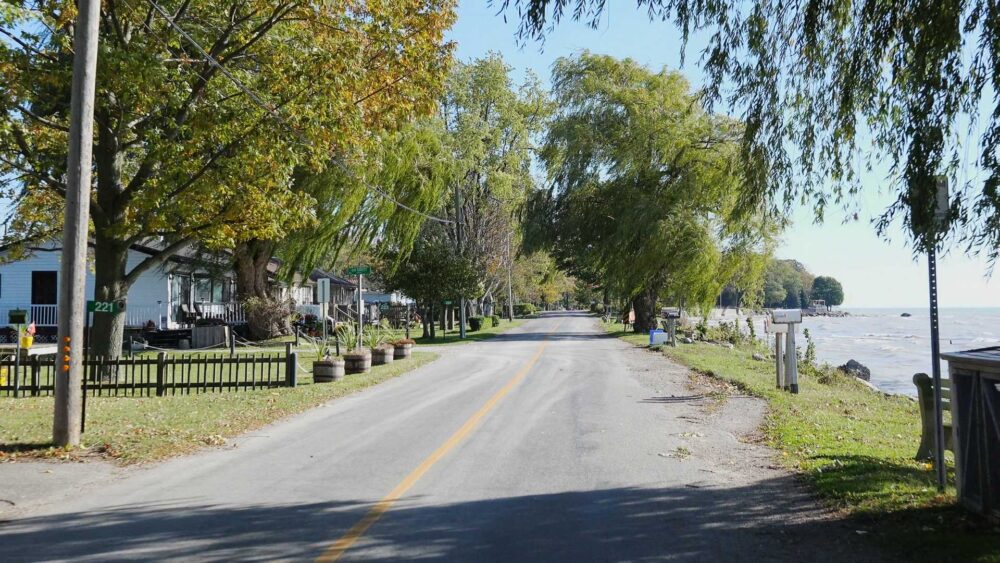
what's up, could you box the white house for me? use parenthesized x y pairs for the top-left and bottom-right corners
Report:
(0, 241), (325, 342)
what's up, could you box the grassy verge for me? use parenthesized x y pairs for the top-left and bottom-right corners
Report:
(412, 318), (525, 346)
(0, 351), (438, 465)
(602, 321), (1000, 562)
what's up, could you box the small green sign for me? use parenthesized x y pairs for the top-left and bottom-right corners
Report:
(346, 265), (372, 276)
(8, 310), (27, 325)
(87, 300), (125, 314)
(443, 300), (453, 305)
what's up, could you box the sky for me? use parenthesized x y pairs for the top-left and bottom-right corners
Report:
(449, 1), (1000, 308)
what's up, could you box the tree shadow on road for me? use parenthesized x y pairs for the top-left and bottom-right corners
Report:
(0, 476), (892, 562)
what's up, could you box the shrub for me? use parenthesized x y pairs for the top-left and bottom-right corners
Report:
(469, 316), (485, 331)
(490, 315), (501, 327)
(514, 303), (536, 317)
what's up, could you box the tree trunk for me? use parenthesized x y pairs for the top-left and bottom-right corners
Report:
(234, 239), (289, 340)
(90, 234), (129, 364)
(631, 286), (659, 333)
(421, 305), (430, 338)
(234, 239), (274, 300)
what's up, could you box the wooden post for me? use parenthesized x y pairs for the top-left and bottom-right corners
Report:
(914, 372), (936, 460)
(785, 330), (799, 393)
(229, 328), (236, 356)
(30, 355), (40, 397)
(54, 0), (100, 447)
(775, 337), (784, 390)
(155, 352), (166, 397)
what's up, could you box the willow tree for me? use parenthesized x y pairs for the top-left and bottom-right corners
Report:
(236, 119), (454, 308)
(506, 0), (1000, 260)
(530, 53), (776, 331)
(0, 1), (455, 355)
(438, 55), (551, 314)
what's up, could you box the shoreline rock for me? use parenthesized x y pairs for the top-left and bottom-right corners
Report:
(837, 359), (871, 381)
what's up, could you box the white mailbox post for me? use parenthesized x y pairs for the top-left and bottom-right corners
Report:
(770, 309), (803, 393)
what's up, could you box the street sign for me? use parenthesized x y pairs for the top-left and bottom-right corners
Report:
(443, 300), (453, 305)
(346, 266), (371, 276)
(316, 278), (331, 304)
(87, 300), (125, 314)
(8, 310), (27, 325)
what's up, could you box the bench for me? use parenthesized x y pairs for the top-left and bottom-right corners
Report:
(913, 372), (954, 460)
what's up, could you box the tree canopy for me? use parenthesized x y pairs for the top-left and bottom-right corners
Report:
(527, 52), (777, 330)
(0, 0), (455, 353)
(503, 0), (1000, 260)
(811, 276), (845, 307)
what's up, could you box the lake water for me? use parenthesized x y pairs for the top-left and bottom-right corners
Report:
(712, 308), (1000, 396)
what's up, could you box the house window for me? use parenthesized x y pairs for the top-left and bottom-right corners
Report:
(31, 271), (57, 304)
(193, 277), (232, 304)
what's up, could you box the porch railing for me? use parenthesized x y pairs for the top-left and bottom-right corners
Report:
(0, 302), (247, 329)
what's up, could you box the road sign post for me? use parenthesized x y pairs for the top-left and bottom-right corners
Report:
(926, 175), (949, 492)
(347, 267), (371, 345)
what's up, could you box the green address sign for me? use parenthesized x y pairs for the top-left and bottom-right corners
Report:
(346, 265), (372, 276)
(87, 300), (125, 314)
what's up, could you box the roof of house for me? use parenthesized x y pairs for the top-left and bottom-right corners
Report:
(310, 268), (356, 288)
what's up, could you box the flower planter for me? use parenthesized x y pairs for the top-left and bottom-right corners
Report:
(393, 343), (413, 360)
(313, 359), (345, 383)
(371, 347), (394, 366)
(344, 351), (372, 374)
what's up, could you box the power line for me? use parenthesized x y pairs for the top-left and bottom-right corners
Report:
(144, 0), (453, 225)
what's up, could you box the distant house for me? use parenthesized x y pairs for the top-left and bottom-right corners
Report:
(0, 240), (325, 342)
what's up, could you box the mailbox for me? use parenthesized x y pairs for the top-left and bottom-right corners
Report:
(8, 310), (27, 325)
(771, 309), (802, 324)
(661, 307), (681, 319)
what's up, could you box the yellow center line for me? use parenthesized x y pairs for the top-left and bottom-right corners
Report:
(316, 320), (562, 562)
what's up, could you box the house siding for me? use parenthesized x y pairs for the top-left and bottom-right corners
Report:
(0, 246), (169, 328)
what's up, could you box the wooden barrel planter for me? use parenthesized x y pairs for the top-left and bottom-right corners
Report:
(393, 343), (413, 360)
(313, 359), (345, 383)
(344, 351), (372, 374)
(371, 346), (395, 366)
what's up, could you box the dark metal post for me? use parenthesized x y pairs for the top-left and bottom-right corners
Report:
(928, 246), (946, 491)
(229, 329), (236, 356)
(156, 352), (166, 397)
(12, 325), (20, 398)
(285, 342), (296, 387)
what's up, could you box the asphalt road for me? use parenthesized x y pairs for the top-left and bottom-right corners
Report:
(0, 312), (878, 561)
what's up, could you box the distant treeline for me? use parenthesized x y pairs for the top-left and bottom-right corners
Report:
(721, 259), (844, 309)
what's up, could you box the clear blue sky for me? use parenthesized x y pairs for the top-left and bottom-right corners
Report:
(450, 0), (1000, 308)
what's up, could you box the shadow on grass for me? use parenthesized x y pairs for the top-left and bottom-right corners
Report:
(802, 454), (1000, 561)
(0, 442), (53, 455)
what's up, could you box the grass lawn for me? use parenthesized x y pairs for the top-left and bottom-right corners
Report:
(411, 318), (525, 346)
(0, 351), (438, 465)
(603, 321), (1000, 562)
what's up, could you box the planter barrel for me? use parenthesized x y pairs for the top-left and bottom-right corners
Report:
(313, 359), (345, 383)
(371, 347), (394, 366)
(344, 352), (372, 374)
(393, 343), (413, 360)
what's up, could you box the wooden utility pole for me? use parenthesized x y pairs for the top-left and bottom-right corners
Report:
(454, 184), (467, 339)
(54, 0), (101, 446)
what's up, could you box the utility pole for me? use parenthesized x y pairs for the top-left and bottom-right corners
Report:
(506, 229), (515, 321)
(54, 0), (101, 447)
(455, 184), (467, 339)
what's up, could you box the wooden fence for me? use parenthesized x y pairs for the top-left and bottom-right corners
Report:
(0, 349), (297, 398)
